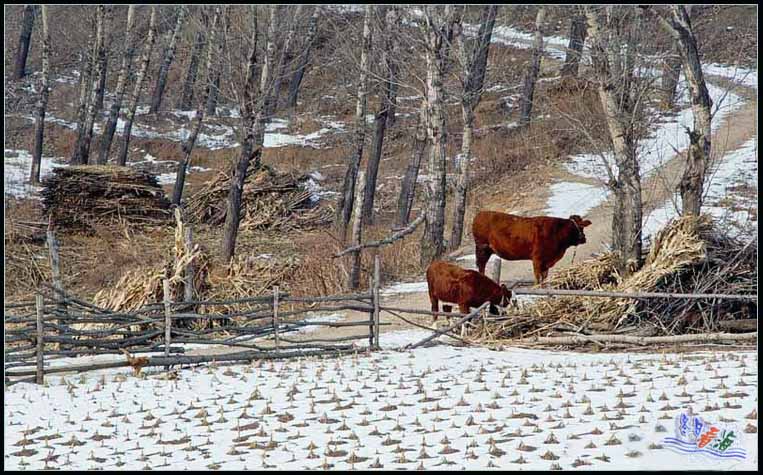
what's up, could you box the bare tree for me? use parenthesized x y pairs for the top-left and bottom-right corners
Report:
(560, 9), (587, 79)
(171, 6), (223, 205)
(70, 12), (98, 165)
(116, 6), (158, 167)
(30, 5), (50, 184)
(518, 7), (545, 127)
(13, 5), (36, 80)
(335, 5), (373, 242)
(271, 5), (304, 113)
(205, 8), (229, 117)
(449, 5), (498, 251)
(362, 6), (399, 225)
(287, 7), (320, 110)
(73, 5), (106, 165)
(96, 6), (136, 165)
(396, 109), (428, 228)
(655, 6), (713, 217)
(585, 6), (648, 273)
(178, 10), (206, 111)
(420, 5), (456, 266)
(659, 39), (682, 110)
(150, 6), (186, 114)
(93, 7), (112, 114)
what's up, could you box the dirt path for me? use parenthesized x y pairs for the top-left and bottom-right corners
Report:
(189, 78), (757, 356)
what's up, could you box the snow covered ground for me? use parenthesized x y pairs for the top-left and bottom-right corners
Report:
(4, 149), (66, 199)
(4, 341), (757, 470)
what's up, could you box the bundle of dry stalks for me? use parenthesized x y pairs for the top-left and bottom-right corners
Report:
(41, 166), (172, 233)
(185, 165), (331, 231)
(476, 215), (757, 341)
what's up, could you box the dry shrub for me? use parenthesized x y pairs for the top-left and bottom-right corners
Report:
(289, 241), (348, 297)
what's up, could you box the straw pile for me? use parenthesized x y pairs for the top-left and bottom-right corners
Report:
(185, 165), (332, 232)
(41, 166), (171, 233)
(478, 215), (757, 340)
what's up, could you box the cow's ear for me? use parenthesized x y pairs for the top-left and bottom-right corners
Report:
(569, 214), (581, 221)
(581, 219), (592, 227)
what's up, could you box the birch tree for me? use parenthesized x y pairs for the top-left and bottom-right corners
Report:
(30, 5), (50, 184)
(420, 5), (456, 266)
(518, 7), (545, 127)
(96, 5), (136, 165)
(396, 110), (428, 228)
(560, 9), (587, 79)
(13, 5), (36, 80)
(70, 12), (98, 165)
(171, 6), (222, 205)
(449, 5), (498, 250)
(362, 6), (398, 225)
(286, 7), (320, 110)
(585, 6), (648, 273)
(660, 39), (682, 110)
(178, 12), (206, 111)
(73, 5), (106, 165)
(335, 5), (373, 242)
(655, 5), (712, 216)
(150, 6), (186, 114)
(117, 6), (158, 167)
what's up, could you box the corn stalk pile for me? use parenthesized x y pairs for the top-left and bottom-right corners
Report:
(185, 165), (332, 232)
(476, 215), (757, 341)
(41, 166), (172, 233)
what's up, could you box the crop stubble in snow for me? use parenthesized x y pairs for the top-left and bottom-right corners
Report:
(4, 339), (758, 471)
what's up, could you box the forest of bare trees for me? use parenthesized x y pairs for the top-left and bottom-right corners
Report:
(7, 4), (735, 276)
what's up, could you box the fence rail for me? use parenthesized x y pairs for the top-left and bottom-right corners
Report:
(4, 256), (385, 385)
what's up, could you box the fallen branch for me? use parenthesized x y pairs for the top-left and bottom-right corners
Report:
(512, 287), (757, 301)
(406, 302), (489, 350)
(384, 308), (474, 347)
(334, 214), (425, 257)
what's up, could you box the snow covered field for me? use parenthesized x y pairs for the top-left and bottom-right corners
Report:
(4, 338), (757, 470)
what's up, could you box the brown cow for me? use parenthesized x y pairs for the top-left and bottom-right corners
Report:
(426, 260), (512, 321)
(473, 211), (591, 284)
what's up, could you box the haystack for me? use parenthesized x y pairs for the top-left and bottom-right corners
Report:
(480, 215), (757, 340)
(185, 164), (331, 231)
(41, 165), (171, 232)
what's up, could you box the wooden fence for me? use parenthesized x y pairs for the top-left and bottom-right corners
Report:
(4, 258), (386, 386)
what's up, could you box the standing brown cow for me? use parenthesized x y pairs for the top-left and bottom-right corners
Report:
(473, 211), (591, 284)
(426, 260), (512, 320)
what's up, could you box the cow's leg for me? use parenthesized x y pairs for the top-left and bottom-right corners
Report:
(532, 259), (543, 286)
(430, 294), (439, 323)
(475, 244), (493, 274)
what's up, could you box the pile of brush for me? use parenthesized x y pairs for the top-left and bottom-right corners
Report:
(41, 166), (172, 233)
(185, 165), (332, 232)
(477, 215), (757, 341)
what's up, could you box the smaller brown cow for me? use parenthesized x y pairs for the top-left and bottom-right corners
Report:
(473, 211), (592, 284)
(426, 260), (512, 321)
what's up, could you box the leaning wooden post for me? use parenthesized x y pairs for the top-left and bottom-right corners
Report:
(490, 256), (501, 284)
(162, 279), (172, 367)
(35, 294), (45, 385)
(373, 253), (381, 350)
(46, 221), (66, 349)
(273, 286), (280, 350)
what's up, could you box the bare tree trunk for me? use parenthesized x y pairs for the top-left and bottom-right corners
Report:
(205, 9), (228, 118)
(70, 14), (97, 165)
(94, 54), (107, 113)
(336, 5), (372, 242)
(560, 11), (587, 79)
(179, 29), (205, 110)
(585, 6), (644, 273)
(449, 5), (497, 251)
(349, 171), (366, 289)
(13, 5), (35, 80)
(396, 109), (427, 228)
(657, 6), (712, 217)
(420, 5), (455, 266)
(362, 7), (397, 225)
(287, 7), (319, 110)
(75, 5), (106, 165)
(271, 5), (304, 114)
(116, 6), (158, 167)
(30, 5), (50, 185)
(518, 7), (545, 127)
(172, 6), (222, 205)
(150, 6), (186, 114)
(659, 40), (682, 110)
(96, 6), (136, 165)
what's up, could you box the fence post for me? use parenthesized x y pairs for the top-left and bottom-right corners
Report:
(373, 254), (381, 350)
(35, 294), (45, 385)
(46, 223), (66, 349)
(490, 256), (502, 284)
(163, 279), (172, 368)
(184, 226), (194, 303)
(273, 286), (280, 350)
(368, 276), (374, 349)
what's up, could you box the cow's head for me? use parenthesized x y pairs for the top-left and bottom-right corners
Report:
(568, 215), (592, 245)
(499, 284), (513, 307)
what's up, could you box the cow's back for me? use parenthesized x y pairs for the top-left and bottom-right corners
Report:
(473, 211), (538, 260)
(426, 261), (468, 303)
